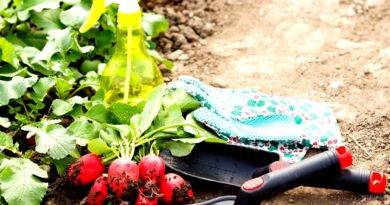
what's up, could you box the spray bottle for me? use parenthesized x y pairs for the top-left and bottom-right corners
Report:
(80, 0), (164, 105)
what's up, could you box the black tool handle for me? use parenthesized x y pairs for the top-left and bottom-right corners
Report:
(253, 161), (387, 194)
(234, 146), (352, 205)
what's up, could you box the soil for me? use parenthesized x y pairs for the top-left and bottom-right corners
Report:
(155, 0), (389, 204)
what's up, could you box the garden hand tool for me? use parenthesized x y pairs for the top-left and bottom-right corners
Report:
(160, 142), (280, 187)
(162, 142), (386, 195)
(80, 0), (163, 105)
(188, 146), (353, 205)
(253, 160), (387, 195)
(168, 76), (343, 162)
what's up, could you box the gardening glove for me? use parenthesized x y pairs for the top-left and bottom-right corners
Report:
(168, 76), (343, 162)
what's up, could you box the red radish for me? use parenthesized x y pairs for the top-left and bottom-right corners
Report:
(67, 153), (105, 186)
(86, 175), (109, 205)
(139, 154), (166, 184)
(135, 192), (158, 205)
(159, 173), (195, 205)
(108, 158), (139, 201)
(26, 136), (36, 147)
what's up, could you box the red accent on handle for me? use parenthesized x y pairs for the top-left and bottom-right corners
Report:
(242, 177), (264, 191)
(268, 161), (290, 172)
(368, 171), (387, 194)
(335, 146), (353, 169)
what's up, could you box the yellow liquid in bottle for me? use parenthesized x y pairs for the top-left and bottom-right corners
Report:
(100, 11), (163, 105)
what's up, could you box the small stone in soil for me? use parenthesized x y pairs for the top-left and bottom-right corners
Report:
(167, 49), (184, 60)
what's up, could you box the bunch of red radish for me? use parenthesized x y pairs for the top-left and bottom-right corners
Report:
(66, 153), (195, 205)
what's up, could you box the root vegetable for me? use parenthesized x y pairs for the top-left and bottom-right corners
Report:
(67, 153), (105, 186)
(139, 154), (166, 184)
(107, 158), (139, 201)
(159, 173), (195, 205)
(86, 175), (109, 205)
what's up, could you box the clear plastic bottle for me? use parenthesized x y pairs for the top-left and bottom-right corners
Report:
(80, 0), (163, 105)
(100, 11), (163, 105)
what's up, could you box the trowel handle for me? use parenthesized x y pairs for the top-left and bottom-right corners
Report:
(234, 146), (352, 205)
(255, 161), (387, 195)
(308, 169), (387, 194)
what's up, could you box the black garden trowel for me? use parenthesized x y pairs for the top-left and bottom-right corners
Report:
(160, 142), (280, 188)
(160, 143), (388, 205)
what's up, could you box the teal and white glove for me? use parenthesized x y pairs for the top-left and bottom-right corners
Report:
(168, 76), (343, 162)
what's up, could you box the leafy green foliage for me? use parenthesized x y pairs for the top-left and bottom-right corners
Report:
(0, 0), (196, 204)
(0, 75), (38, 106)
(0, 118), (11, 128)
(0, 37), (19, 67)
(22, 120), (76, 159)
(161, 141), (195, 157)
(0, 132), (13, 151)
(142, 13), (169, 38)
(138, 84), (166, 135)
(0, 158), (48, 205)
(88, 138), (111, 155)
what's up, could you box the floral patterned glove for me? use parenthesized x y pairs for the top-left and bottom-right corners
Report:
(168, 76), (343, 162)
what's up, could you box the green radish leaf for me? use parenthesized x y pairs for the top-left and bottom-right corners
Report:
(19, 0), (60, 12)
(80, 60), (100, 74)
(85, 104), (115, 123)
(30, 77), (56, 102)
(52, 156), (75, 176)
(0, 158), (48, 205)
(153, 104), (184, 133)
(99, 128), (121, 147)
(138, 84), (166, 135)
(184, 113), (225, 143)
(162, 141), (195, 157)
(78, 71), (99, 90)
(0, 16), (5, 31)
(62, 0), (81, 5)
(22, 121), (76, 159)
(172, 136), (209, 144)
(109, 102), (143, 125)
(106, 124), (131, 139)
(0, 75), (38, 106)
(30, 9), (63, 30)
(148, 49), (174, 70)
(163, 89), (200, 112)
(0, 0), (11, 12)
(130, 114), (141, 137)
(33, 28), (74, 62)
(55, 78), (73, 99)
(0, 117), (11, 128)
(60, 5), (88, 27)
(0, 37), (19, 67)
(52, 99), (72, 116)
(52, 96), (87, 116)
(0, 65), (29, 78)
(67, 118), (97, 146)
(0, 131), (13, 150)
(91, 89), (105, 104)
(17, 10), (31, 21)
(88, 138), (111, 155)
(16, 31), (47, 50)
(142, 13), (169, 38)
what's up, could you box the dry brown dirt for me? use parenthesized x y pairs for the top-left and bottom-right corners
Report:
(169, 0), (389, 204)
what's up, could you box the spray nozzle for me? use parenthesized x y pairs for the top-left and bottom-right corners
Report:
(79, 0), (141, 33)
